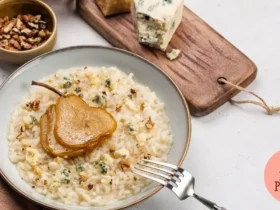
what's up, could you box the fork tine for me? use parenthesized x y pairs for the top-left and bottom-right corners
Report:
(137, 163), (176, 175)
(132, 170), (167, 186)
(134, 166), (171, 180)
(141, 159), (178, 170)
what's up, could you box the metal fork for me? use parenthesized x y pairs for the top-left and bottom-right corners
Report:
(133, 159), (226, 210)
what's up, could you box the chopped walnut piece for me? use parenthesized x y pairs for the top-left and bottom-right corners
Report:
(27, 37), (41, 45)
(9, 39), (21, 50)
(3, 34), (11, 39)
(0, 39), (8, 48)
(22, 15), (31, 23)
(12, 34), (19, 40)
(3, 19), (16, 33)
(130, 89), (137, 95)
(34, 15), (42, 21)
(16, 18), (24, 30)
(20, 126), (25, 132)
(26, 99), (40, 111)
(28, 22), (39, 29)
(145, 117), (154, 129)
(119, 160), (130, 172)
(19, 35), (26, 42)
(87, 184), (94, 190)
(38, 30), (46, 38)
(140, 102), (145, 111)
(20, 40), (32, 50)
(12, 28), (20, 34)
(21, 28), (32, 37)
(45, 29), (52, 37)
(116, 104), (122, 112)
(31, 29), (39, 37)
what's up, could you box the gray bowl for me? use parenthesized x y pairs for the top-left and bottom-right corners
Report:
(0, 46), (191, 210)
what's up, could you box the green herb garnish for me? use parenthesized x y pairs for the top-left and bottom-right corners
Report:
(63, 81), (72, 88)
(128, 123), (135, 132)
(92, 95), (101, 103)
(74, 87), (82, 93)
(105, 79), (111, 88)
(62, 169), (69, 177)
(99, 162), (108, 175)
(61, 178), (70, 184)
(76, 162), (84, 172)
(30, 115), (37, 125)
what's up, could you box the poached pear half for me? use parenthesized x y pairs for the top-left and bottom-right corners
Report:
(34, 81), (117, 158)
(54, 94), (117, 149)
(46, 105), (88, 157)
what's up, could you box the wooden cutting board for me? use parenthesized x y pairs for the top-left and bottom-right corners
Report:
(76, 0), (257, 116)
(0, 177), (41, 210)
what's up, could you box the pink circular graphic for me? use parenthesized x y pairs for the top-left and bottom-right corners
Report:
(264, 151), (280, 201)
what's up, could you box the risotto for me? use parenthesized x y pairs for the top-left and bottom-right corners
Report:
(7, 66), (173, 206)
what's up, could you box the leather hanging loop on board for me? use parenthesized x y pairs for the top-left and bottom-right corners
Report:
(217, 77), (280, 115)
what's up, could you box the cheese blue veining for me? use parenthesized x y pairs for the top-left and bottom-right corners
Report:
(132, 0), (184, 51)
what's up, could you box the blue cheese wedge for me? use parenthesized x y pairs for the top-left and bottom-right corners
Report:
(132, 0), (184, 51)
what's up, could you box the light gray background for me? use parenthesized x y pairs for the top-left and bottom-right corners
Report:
(1, 0), (279, 209)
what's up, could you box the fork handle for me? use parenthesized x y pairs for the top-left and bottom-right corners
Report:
(193, 194), (227, 210)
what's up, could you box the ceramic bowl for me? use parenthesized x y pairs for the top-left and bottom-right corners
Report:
(0, 0), (57, 65)
(0, 46), (191, 210)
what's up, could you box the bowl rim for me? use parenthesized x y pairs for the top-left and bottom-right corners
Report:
(0, 0), (57, 54)
(0, 45), (192, 210)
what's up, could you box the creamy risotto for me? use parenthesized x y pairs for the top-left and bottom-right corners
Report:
(7, 66), (173, 206)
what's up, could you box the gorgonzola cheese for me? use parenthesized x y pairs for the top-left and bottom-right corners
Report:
(132, 0), (184, 51)
(166, 48), (181, 60)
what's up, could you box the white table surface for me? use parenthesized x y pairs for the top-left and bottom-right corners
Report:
(1, 0), (280, 209)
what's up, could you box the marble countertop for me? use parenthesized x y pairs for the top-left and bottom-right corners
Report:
(0, 0), (279, 209)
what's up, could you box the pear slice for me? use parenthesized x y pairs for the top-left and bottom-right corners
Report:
(54, 94), (117, 148)
(40, 113), (51, 154)
(46, 105), (87, 158)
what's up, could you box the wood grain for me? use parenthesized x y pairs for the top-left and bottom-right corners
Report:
(77, 0), (257, 116)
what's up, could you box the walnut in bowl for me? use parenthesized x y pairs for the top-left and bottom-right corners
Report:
(0, 0), (57, 65)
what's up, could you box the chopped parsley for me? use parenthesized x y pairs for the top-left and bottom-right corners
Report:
(92, 95), (101, 103)
(76, 162), (84, 172)
(61, 178), (70, 184)
(128, 123), (135, 132)
(63, 81), (72, 88)
(99, 162), (108, 175)
(30, 115), (37, 126)
(105, 79), (111, 88)
(164, 0), (172, 3)
(62, 169), (69, 177)
(74, 87), (82, 93)
(128, 94), (132, 99)
(61, 169), (70, 184)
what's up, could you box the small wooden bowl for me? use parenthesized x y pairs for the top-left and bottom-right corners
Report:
(0, 0), (57, 65)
